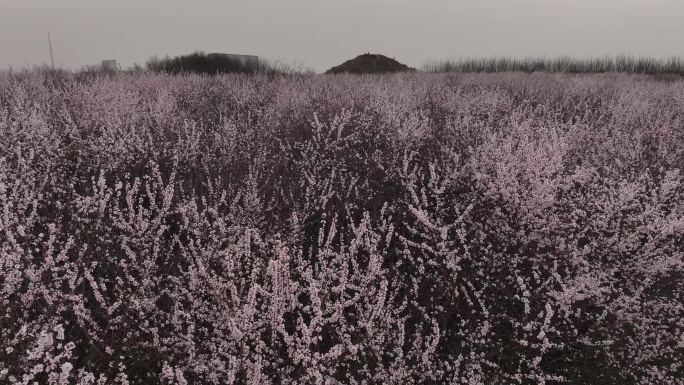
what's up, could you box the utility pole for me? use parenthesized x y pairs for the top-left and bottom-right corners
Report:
(48, 30), (55, 69)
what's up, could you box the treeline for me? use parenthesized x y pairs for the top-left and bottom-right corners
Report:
(143, 50), (315, 77)
(422, 54), (684, 77)
(2, 51), (315, 80)
(145, 51), (258, 75)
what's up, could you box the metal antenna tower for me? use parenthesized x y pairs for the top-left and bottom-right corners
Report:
(48, 31), (55, 69)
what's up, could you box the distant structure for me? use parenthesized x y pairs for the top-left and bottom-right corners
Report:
(48, 31), (55, 69)
(102, 60), (118, 71)
(208, 53), (258, 67)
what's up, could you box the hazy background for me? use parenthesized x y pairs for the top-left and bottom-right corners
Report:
(1, 0), (683, 73)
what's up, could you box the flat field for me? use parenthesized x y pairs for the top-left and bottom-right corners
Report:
(1, 69), (683, 384)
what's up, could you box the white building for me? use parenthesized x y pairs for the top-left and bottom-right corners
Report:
(102, 60), (118, 71)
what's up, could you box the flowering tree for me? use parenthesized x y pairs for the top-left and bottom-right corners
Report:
(0, 68), (683, 384)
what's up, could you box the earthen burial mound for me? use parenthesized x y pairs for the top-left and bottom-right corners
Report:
(325, 53), (418, 75)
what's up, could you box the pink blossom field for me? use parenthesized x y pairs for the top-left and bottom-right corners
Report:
(0, 69), (683, 384)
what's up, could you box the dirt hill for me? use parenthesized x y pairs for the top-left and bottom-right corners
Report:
(325, 53), (418, 75)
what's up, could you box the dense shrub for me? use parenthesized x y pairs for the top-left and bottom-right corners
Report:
(0, 67), (683, 384)
(145, 51), (259, 76)
(144, 50), (314, 78)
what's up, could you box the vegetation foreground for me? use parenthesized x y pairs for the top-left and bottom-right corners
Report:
(0, 68), (683, 384)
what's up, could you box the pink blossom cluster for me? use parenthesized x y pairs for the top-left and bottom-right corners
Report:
(0, 68), (683, 384)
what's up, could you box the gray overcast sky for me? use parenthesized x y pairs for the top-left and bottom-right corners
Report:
(1, 0), (683, 73)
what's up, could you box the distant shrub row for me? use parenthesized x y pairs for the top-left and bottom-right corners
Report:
(422, 54), (684, 77)
(143, 50), (315, 77)
(2, 54), (316, 86)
